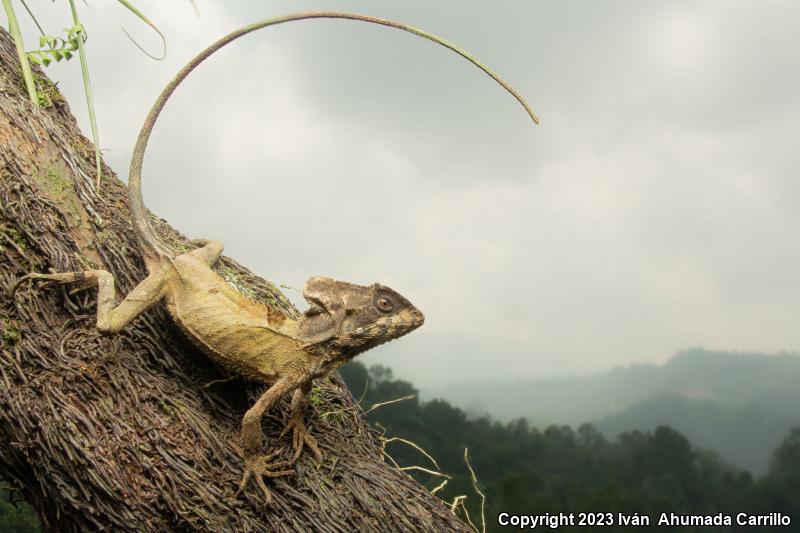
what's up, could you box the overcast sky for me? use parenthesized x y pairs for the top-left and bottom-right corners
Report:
(10, 1), (799, 387)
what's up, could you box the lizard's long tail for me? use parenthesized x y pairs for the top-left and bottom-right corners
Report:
(128, 11), (539, 263)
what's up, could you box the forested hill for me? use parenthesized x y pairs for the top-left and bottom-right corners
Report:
(423, 349), (800, 424)
(596, 394), (798, 474)
(339, 361), (800, 533)
(422, 349), (800, 474)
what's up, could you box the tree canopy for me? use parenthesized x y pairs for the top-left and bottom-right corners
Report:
(340, 362), (800, 533)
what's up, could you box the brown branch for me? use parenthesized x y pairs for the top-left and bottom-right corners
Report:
(0, 27), (470, 532)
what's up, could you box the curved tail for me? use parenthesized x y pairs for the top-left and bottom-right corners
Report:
(128, 11), (539, 263)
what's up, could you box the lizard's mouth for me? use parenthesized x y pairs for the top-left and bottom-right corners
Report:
(358, 305), (425, 342)
(408, 306), (425, 328)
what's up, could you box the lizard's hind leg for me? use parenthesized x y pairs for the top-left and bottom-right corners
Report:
(15, 269), (167, 334)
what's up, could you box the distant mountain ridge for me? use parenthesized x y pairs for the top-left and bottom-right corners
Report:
(422, 349), (800, 473)
(595, 394), (799, 474)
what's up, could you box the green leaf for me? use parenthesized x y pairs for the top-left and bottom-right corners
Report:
(2, 0), (38, 106)
(67, 0), (102, 187)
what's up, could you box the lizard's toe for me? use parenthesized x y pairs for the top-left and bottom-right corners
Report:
(295, 429), (322, 463)
(236, 449), (294, 505)
(282, 418), (323, 464)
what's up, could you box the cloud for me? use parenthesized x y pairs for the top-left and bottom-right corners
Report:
(15, 0), (800, 387)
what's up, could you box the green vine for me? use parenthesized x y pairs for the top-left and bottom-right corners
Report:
(26, 24), (84, 66)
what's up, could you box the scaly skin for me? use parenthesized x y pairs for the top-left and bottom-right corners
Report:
(17, 12), (536, 504)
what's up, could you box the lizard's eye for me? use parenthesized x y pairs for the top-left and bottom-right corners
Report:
(374, 295), (395, 313)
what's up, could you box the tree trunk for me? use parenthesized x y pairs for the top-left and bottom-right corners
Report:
(0, 28), (468, 532)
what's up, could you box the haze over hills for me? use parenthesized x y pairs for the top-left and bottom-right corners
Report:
(422, 349), (800, 473)
(596, 394), (798, 474)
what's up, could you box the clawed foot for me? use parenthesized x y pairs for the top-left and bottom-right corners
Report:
(280, 417), (323, 464)
(236, 448), (294, 505)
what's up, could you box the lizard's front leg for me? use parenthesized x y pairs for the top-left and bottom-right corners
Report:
(237, 378), (297, 504)
(280, 382), (323, 464)
(14, 268), (167, 334)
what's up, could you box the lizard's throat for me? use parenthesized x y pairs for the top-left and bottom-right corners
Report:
(334, 313), (424, 359)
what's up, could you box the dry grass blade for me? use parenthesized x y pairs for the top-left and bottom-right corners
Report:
(116, 0), (166, 60)
(450, 494), (467, 513)
(464, 447), (486, 533)
(430, 478), (448, 495)
(363, 394), (415, 415)
(385, 436), (441, 470)
(398, 465), (450, 477)
(459, 498), (479, 533)
(19, 0), (44, 36)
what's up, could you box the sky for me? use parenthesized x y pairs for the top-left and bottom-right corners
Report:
(7, 1), (799, 387)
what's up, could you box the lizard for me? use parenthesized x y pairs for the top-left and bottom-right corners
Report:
(15, 12), (538, 503)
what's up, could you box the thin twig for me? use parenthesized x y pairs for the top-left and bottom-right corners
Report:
(116, 0), (167, 60)
(382, 450), (402, 470)
(319, 376), (371, 419)
(385, 437), (440, 470)
(464, 448), (486, 533)
(430, 478), (448, 496)
(460, 499), (479, 533)
(363, 394), (415, 415)
(398, 465), (449, 478)
(449, 495), (466, 513)
(356, 376), (369, 404)
(19, 0), (45, 36)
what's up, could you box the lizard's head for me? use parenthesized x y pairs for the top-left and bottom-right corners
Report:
(300, 276), (424, 359)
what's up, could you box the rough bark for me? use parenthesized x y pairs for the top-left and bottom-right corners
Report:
(0, 28), (468, 532)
